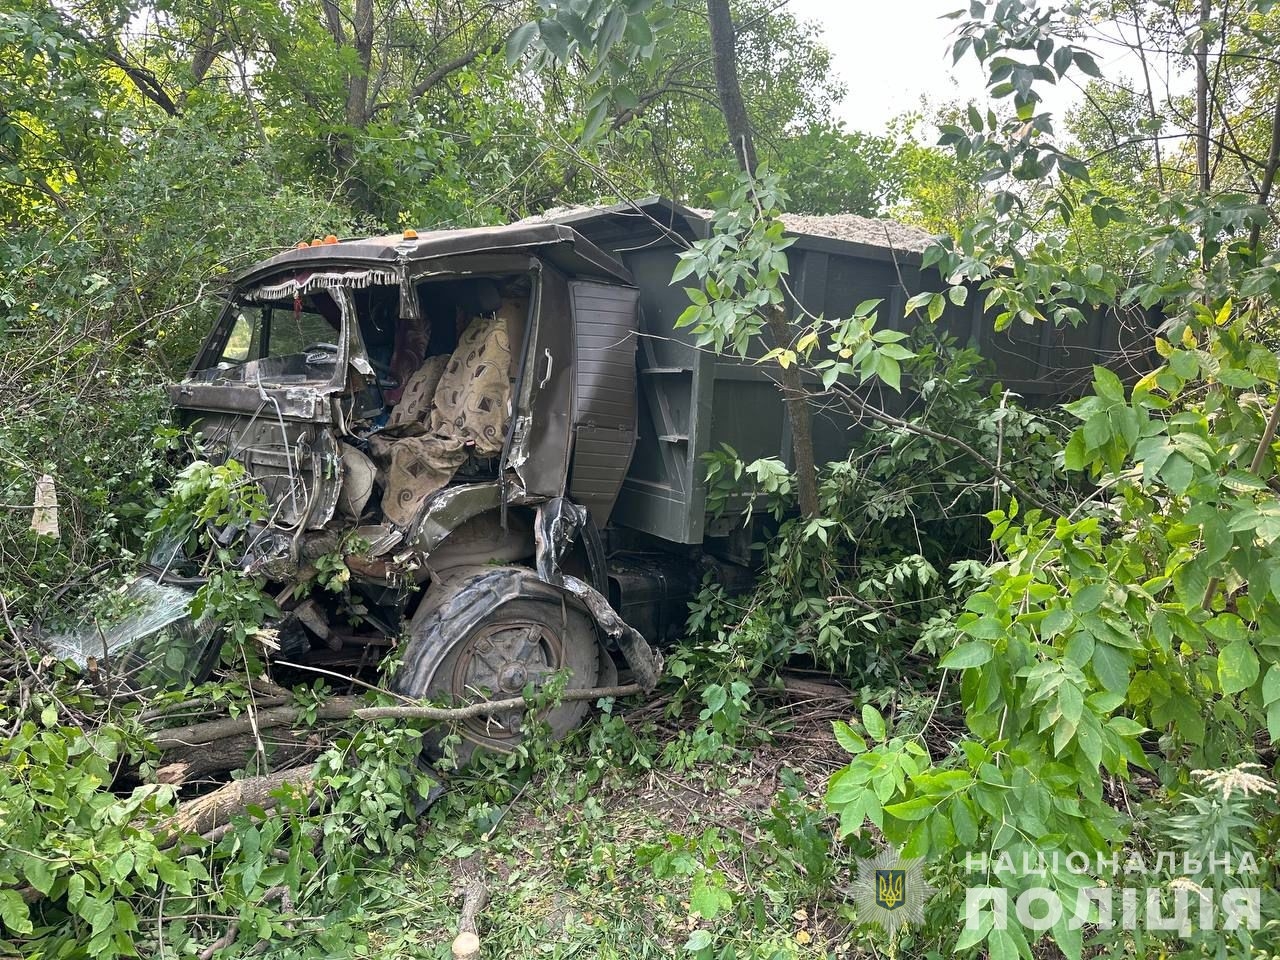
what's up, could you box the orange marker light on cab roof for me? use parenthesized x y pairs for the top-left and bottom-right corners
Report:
(310, 238), (322, 247)
(403, 229), (418, 240)
(323, 234), (339, 244)
(295, 241), (309, 249)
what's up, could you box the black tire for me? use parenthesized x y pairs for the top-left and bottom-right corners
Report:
(392, 567), (602, 764)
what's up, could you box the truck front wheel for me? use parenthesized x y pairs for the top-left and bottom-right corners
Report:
(392, 567), (604, 764)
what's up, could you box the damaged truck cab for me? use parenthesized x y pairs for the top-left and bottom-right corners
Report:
(170, 224), (664, 757)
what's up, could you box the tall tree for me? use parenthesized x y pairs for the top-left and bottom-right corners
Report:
(704, 0), (818, 518)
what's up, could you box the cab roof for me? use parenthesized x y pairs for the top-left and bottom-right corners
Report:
(232, 222), (634, 288)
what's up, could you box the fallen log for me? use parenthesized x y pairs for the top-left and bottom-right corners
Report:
(148, 699), (361, 781)
(151, 682), (647, 833)
(148, 685), (644, 776)
(153, 727), (325, 784)
(163, 763), (317, 840)
(451, 880), (489, 960)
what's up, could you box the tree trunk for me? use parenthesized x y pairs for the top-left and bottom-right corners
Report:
(322, 0), (377, 213)
(764, 307), (819, 517)
(706, 0), (756, 173)
(1248, 87), (1280, 258)
(705, 0), (818, 517)
(152, 727), (327, 784)
(1195, 0), (1211, 194)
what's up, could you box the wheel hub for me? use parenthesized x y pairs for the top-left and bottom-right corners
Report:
(453, 620), (563, 736)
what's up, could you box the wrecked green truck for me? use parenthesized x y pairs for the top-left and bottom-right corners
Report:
(64, 198), (1153, 756)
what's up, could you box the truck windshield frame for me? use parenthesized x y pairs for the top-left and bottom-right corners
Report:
(191, 285), (357, 389)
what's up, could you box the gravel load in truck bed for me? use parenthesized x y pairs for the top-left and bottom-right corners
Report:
(519, 202), (937, 255)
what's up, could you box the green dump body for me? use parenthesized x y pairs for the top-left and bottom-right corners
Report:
(541, 198), (1154, 547)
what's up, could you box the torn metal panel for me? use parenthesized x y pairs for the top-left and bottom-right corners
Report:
(168, 382), (334, 420)
(300, 428), (342, 531)
(406, 482), (502, 554)
(559, 575), (662, 692)
(512, 267), (574, 499)
(231, 223), (634, 291)
(566, 281), (640, 525)
(186, 412), (342, 533)
(534, 497), (589, 587)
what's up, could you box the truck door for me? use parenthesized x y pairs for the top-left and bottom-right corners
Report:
(508, 266), (575, 499)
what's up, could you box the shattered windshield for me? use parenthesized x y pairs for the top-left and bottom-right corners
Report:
(193, 287), (348, 385)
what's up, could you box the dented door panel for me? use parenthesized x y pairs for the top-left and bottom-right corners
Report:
(509, 266), (574, 499)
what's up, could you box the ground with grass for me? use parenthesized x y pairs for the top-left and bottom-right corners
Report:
(330, 686), (882, 960)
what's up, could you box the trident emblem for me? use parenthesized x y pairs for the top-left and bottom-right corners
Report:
(875, 869), (906, 910)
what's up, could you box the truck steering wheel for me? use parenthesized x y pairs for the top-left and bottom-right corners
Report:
(302, 342), (340, 365)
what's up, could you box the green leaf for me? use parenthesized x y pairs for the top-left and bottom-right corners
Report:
(689, 879), (732, 919)
(1090, 643), (1131, 694)
(23, 856), (53, 895)
(1057, 153), (1089, 181)
(876, 343), (915, 361)
(862, 704), (887, 741)
(833, 720), (867, 755)
(1073, 50), (1102, 77)
(962, 617), (1004, 639)
(875, 354), (902, 391)
(1053, 46), (1074, 76)
(1063, 431), (1087, 471)
(988, 926), (1020, 960)
(505, 21), (539, 63)
(1063, 630), (1094, 667)
(674, 304), (701, 329)
(927, 292), (946, 323)
(0, 889), (32, 935)
(904, 291), (935, 315)
(580, 95), (610, 143)
(940, 641), (994, 670)
(537, 19), (572, 62)
(596, 6), (628, 54)
(1218, 639), (1260, 695)
(1263, 665), (1280, 706)
(1160, 453), (1194, 494)
(1072, 583), (1106, 614)
(1041, 607), (1073, 640)
(1092, 364), (1126, 404)
(1107, 716), (1146, 736)
(955, 911), (994, 950)
(684, 929), (713, 951)
(884, 796), (936, 821)
(826, 767), (864, 806)
(951, 797), (979, 845)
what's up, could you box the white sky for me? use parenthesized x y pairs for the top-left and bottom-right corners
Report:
(785, 0), (1120, 134)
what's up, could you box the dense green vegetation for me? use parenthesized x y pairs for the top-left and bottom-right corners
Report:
(5, 0), (1280, 957)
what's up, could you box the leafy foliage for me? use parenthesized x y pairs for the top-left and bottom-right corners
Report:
(0, 670), (439, 957)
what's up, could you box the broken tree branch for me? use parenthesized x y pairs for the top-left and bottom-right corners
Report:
(451, 880), (489, 960)
(149, 698), (361, 749)
(830, 381), (1061, 517)
(163, 763), (317, 841)
(148, 683), (645, 776)
(352, 684), (643, 722)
